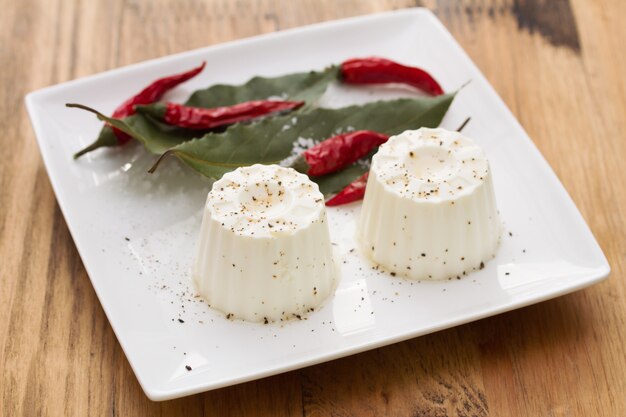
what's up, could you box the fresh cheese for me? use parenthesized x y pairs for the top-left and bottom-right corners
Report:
(193, 164), (336, 322)
(357, 128), (501, 280)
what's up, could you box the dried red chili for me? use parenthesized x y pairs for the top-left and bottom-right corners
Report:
(325, 172), (369, 207)
(291, 130), (388, 177)
(112, 62), (206, 140)
(137, 100), (304, 130)
(340, 57), (443, 96)
(74, 61), (205, 158)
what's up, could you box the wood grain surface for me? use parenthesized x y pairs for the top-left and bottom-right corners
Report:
(2, 0), (625, 415)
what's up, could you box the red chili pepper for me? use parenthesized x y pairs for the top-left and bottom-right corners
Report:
(73, 62), (206, 158)
(111, 61), (206, 143)
(325, 172), (369, 207)
(290, 130), (388, 177)
(340, 57), (444, 96)
(137, 100), (304, 130)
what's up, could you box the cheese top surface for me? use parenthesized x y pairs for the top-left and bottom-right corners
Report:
(206, 164), (325, 238)
(372, 128), (490, 202)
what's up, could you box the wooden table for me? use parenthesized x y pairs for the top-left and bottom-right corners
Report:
(2, 0), (625, 415)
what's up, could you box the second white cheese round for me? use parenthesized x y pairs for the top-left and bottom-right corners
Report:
(193, 164), (335, 322)
(357, 128), (501, 280)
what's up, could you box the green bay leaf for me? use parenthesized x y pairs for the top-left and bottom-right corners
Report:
(72, 67), (339, 157)
(185, 66), (339, 108)
(151, 93), (456, 195)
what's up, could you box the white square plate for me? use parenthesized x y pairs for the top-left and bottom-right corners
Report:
(25, 8), (609, 401)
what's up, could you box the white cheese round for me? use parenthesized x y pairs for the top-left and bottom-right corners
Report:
(193, 164), (336, 322)
(357, 128), (501, 280)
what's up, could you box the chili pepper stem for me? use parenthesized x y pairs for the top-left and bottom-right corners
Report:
(73, 142), (101, 159)
(456, 117), (471, 132)
(66, 103), (112, 123)
(66, 102), (96, 112)
(457, 80), (472, 92)
(148, 150), (175, 174)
